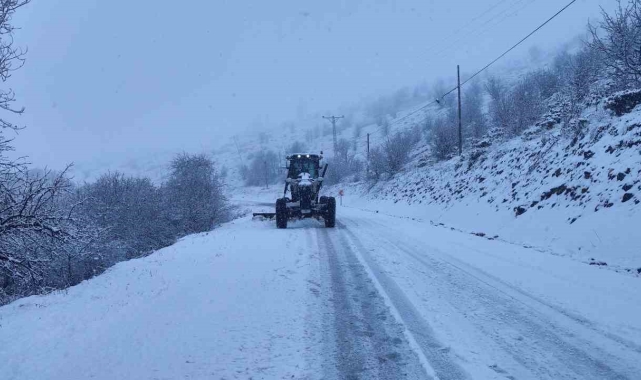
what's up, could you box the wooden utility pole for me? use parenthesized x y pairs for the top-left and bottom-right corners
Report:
(457, 65), (463, 156)
(366, 133), (370, 160)
(366, 133), (370, 176)
(323, 115), (344, 155)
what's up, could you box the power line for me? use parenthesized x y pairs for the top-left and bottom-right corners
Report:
(426, 0), (537, 65)
(384, 99), (440, 129)
(419, 0), (519, 60)
(469, 0), (514, 24)
(387, 0), (577, 131)
(468, 0), (538, 41)
(459, 0), (577, 87)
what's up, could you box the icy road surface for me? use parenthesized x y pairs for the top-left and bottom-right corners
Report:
(1, 205), (640, 379)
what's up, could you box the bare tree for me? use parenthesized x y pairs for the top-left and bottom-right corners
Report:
(462, 80), (486, 140)
(244, 150), (280, 187)
(367, 147), (387, 181)
(588, 0), (641, 89)
(485, 73), (552, 137)
(553, 47), (603, 134)
(0, 0), (30, 131)
(430, 118), (458, 161)
(0, 1), (102, 304)
(0, 164), (84, 301)
(384, 135), (407, 174)
(325, 138), (363, 185)
(510, 76), (545, 135)
(530, 69), (561, 100)
(79, 172), (175, 260)
(384, 130), (420, 174)
(165, 153), (228, 235)
(0, 2), (235, 303)
(485, 76), (511, 134)
(554, 48), (600, 103)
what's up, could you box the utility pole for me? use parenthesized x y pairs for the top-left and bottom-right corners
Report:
(366, 133), (370, 177)
(457, 65), (463, 156)
(366, 133), (370, 160)
(322, 115), (344, 156)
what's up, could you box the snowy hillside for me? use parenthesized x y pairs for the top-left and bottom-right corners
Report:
(333, 94), (641, 272)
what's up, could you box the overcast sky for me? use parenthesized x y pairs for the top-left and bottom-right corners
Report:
(6, 0), (613, 169)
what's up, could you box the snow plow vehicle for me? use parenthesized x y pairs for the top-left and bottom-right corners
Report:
(253, 153), (336, 229)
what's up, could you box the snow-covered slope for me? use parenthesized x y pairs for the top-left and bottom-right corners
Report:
(334, 101), (641, 272)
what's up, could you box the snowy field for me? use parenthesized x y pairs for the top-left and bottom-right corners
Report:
(2, 196), (640, 379)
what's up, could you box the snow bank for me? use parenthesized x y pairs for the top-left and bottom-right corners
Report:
(0, 216), (321, 380)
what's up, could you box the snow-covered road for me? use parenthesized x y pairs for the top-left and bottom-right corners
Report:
(326, 208), (641, 379)
(2, 204), (640, 379)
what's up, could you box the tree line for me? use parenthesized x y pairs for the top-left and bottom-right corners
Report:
(1, 152), (230, 305)
(0, 1), (229, 305)
(426, 0), (638, 161)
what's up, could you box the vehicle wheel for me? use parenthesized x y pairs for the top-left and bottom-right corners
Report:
(276, 198), (288, 229)
(319, 195), (328, 204)
(324, 197), (336, 228)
